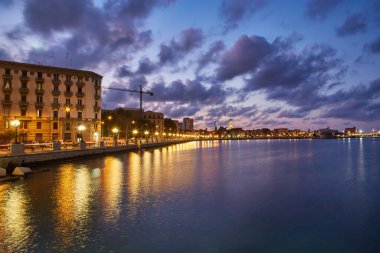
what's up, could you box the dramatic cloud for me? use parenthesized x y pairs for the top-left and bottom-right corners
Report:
(367, 36), (380, 54)
(116, 65), (133, 77)
(216, 35), (271, 81)
(306, 0), (343, 20)
(196, 40), (225, 74)
(115, 58), (157, 78)
(336, 13), (367, 37)
(219, 0), (268, 31)
(147, 79), (227, 105)
(158, 28), (204, 65)
(207, 104), (257, 118)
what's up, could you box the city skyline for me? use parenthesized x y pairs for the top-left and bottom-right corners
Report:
(0, 0), (379, 131)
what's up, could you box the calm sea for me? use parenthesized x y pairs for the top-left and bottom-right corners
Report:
(0, 139), (379, 253)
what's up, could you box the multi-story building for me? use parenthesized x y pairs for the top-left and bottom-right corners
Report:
(0, 60), (102, 142)
(143, 110), (164, 135)
(182, 117), (194, 131)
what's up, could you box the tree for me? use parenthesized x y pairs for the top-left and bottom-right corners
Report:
(164, 118), (177, 133)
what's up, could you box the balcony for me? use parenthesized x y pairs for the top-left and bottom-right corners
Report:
(64, 103), (73, 109)
(51, 102), (61, 109)
(76, 104), (84, 110)
(2, 100), (12, 107)
(35, 89), (45, 95)
(20, 76), (29, 81)
(52, 79), (61, 85)
(52, 90), (61, 96)
(95, 83), (101, 90)
(76, 92), (85, 98)
(93, 105), (101, 112)
(19, 87), (29, 94)
(94, 94), (101, 100)
(65, 80), (73, 86)
(35, 77), (44, 83)
(3, 74), (13, 79)
(64, 91), (73, 97)
(19, 101), (29, 107)
(2, 86), (12, 93)
(77, 81), (85, 88)
(35, 102), (44, 108)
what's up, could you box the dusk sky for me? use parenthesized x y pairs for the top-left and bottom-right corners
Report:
(1, 0), (380, 131)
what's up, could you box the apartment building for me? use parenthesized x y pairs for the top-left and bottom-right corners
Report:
(143, 110), (164, 135)
(0, 60), (102, 142)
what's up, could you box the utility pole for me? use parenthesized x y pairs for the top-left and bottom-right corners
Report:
(104, 85), (154, 146)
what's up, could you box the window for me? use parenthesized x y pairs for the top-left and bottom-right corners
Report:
(95, 101), (98, 106)
(54, 98), (58, 104)
(95, 113), (98, 119)
(37, 122), (42, 129)
(22, 70), (27, 77)
(37, 82), (43, 90)
(35, 133), (43, 141)
(22, 82), (27, 88)
(78, 99), (82, 105)
(37, 72), (42, 78)
(5, 68), (10, 75)
(37, 109), (42, 117)
(21, 109), (26, 116)
(52, 133), (58, 140)
(66, 111), (70, 119)
(5, 94), (10, 101)
(20, 121), (28, 129)
(4, 80), (11, 89)
(53, 74), (59, 81)
(54, 84), (59, 91)
(21, 95), (27, 102)
(3, 107), (10, 116)
(53, 111), (58, 118)
(37, 96), (43, 103)
(53, 122), (58, 130)
(66, 86), (70, 92)
(66, 75), (71, 81)
(65, 123), (71, 131)
(78, 77), (83, 82)
(66, 98), (70, 105)
(78, 87), (82, 93)
(78, 111), (82, 119)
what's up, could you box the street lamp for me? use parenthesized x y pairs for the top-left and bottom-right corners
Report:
(112, 127), (119, 141)
(108, 115), (112, 137)
(78, 124), (86, 142)
(10, 119), (20, 143)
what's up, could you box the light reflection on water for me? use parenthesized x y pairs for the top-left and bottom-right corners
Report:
(0, 139), (379, 252)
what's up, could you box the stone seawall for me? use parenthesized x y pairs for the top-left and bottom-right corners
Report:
(0, 140), (191, 169)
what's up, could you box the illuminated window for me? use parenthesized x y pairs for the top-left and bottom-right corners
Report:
(37, 82), (43, 90)
(37, 96), (43, 103)
(37, 109), (42, 117)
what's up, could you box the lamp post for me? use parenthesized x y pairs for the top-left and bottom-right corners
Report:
(107, 115), (112, 137)
(78, 124), (86, 142)
(10, 119), (20, 143)
(112, 127), (119, 145)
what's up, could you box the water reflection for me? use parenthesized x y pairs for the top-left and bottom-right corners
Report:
(0, 184), (35, 252)
(52, 164), (92, 250)
(102, 156), (123, 223)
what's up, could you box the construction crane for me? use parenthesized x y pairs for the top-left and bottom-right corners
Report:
(103, 85), (154, 119)
(103, 85), (154, 144)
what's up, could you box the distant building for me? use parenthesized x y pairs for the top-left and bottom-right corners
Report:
(143, 110), (164, 135)
(172, 120), (180, 133)
(182, 118), (194, 131)
(344, 127), (356, 135)
(0, 60), (102, 142)
(229, 118), (233, 130)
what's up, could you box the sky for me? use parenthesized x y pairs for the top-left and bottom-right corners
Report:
(0, 0), (380, 131)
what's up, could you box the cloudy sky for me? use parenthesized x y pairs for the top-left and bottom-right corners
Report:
(1, 0), (380, 131)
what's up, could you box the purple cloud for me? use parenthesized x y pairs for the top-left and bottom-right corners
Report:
(306, 0), (344, 20)
(336, 13), (367, 37)
(219, 0), (268, 31)
(158, 28), (204, 65)
(196, 40), (225, 74)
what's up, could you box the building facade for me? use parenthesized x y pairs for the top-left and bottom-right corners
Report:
(0, 60), (102, 142)
(182, 118), (194, 131)
(143, 110), (164, 135)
